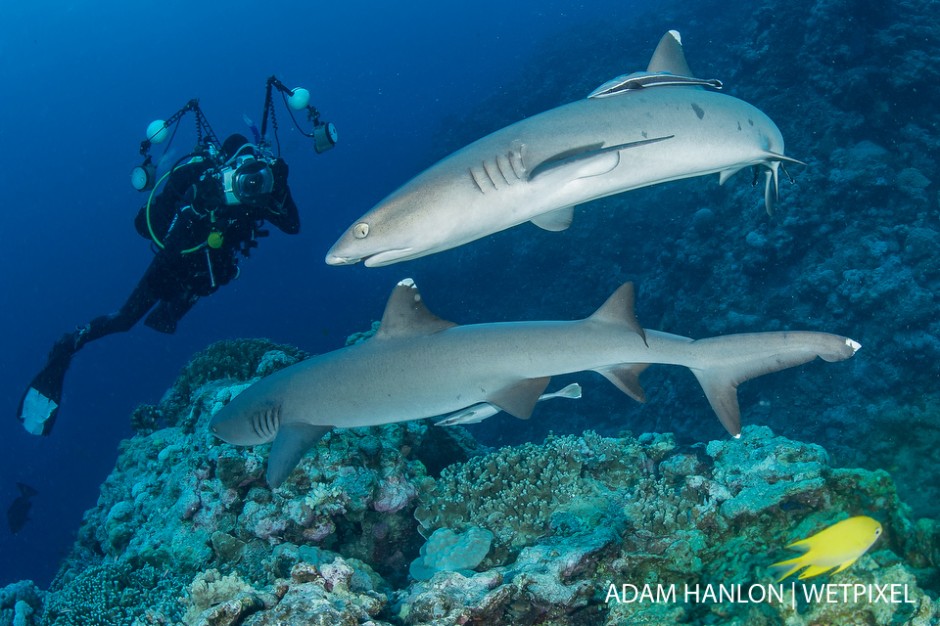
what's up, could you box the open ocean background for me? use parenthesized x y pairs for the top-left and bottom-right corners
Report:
(2, 0), (937, 599)
(0, 0), (649, 588)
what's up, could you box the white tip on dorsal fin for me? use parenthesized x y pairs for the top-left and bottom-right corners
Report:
(588, 282), (648, 346)
(377, 278), (457, 340)
(647, 30), (694, 77)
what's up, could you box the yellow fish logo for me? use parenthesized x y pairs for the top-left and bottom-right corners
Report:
(771, 515), (883, 581)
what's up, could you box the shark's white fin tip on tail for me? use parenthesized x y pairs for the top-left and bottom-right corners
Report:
(733, 433), (742, 440)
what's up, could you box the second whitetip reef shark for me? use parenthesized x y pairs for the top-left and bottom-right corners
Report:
(326, 30), (803, 267)
(210, 279), (860, 488)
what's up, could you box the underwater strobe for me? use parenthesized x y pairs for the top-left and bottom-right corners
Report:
(129, 77), (337, 192)
(130, 120), (170, 191)
(266, 77), (338, 154)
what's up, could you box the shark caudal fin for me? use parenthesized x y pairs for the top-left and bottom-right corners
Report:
(688, 332), (861, 437)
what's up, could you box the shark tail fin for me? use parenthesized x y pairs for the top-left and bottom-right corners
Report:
(689, 332), (861, 438)
(647, 30), (694, 76)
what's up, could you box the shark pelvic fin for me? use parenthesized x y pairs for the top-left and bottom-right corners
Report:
(647, 30), (694, 77)
(595, 363), (650, 402)
(267, 422), (332, 488)
(530, 207), (575, 231)
(588, 282), (648, 346)
(488, 376), (552, 420)
(377, 279), (457, 340)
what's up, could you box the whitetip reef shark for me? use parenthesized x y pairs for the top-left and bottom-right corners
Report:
(326, 30), (803, 267)
(209, 279), (859, 488)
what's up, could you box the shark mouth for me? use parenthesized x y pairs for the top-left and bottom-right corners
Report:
(325, 248), (416, 267)
(362, 248), (416, 267)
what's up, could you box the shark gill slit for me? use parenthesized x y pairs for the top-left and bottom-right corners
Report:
(495, 154), (515, 184)
(468, 167), (487, 193)
(482, 160), (501, 189)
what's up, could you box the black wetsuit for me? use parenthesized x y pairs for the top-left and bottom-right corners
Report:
(18, 151), (299, 435)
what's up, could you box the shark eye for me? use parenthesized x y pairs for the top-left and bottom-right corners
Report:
(353, 223), (370, 239)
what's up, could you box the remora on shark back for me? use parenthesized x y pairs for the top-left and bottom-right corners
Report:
(209, 279), (859, 488)
(326, 30), (803, 267)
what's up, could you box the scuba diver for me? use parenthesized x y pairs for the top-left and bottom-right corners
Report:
(18, 78), (337, 436)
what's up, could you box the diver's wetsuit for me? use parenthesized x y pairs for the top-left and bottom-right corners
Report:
(18, 143), (299, 436)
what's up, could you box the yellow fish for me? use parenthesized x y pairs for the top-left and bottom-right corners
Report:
(771, 515), (883, 581)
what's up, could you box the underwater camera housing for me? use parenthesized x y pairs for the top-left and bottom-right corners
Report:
(219, 154), (275, 205)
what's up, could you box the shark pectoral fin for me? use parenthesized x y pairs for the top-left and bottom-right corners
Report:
(529, 150), (621, 186)
(595, 364), (650, 402)
(436, 403), (499, 427)
(488, 376), (552, 420)
(377, 279), (457, 340)
(588, 282), (648, 345)
(530, 207), (575, 231)
(266, 423), (332, 488)
(530, 136), (674, 186)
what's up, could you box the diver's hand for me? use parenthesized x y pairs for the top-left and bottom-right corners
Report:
(271, 158), (289, 191)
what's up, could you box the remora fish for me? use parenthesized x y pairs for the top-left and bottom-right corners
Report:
(326, 30), (802, 267)
(210, 279), (859, 488)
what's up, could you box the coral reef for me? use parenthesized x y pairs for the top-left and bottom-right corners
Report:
(3, 349), (936, 626)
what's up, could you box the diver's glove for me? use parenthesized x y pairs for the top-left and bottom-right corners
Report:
(271, 158), (289, 192)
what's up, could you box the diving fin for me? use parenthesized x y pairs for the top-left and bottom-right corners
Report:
(18, 335), (77, 436)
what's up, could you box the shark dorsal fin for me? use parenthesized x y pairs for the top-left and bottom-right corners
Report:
(377, 278), (457, 340)
(647, 30), (694, 76)
(588, 282), (648, 346)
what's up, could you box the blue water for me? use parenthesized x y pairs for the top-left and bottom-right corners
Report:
(0, 0), (652, 588)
